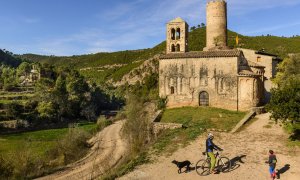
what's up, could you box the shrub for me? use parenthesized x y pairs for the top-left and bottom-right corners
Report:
(122, 94), (151, 155)
(11, 145), (45, 178)
(157, 97), (167, 110)
(96, 116), (112, 131)
(0, 156), (14, 179)
(49, 127), (91, 165)
(114, 110), (127, 121)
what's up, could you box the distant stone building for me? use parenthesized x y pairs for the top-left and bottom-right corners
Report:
(20, 65), (41, 86)
(159, 0), (281, 111)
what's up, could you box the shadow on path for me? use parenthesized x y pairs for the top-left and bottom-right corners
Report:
(227, 155), (247, 172)
(276, 164), (290, 179)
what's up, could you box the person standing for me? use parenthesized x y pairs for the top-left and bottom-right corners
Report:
(265, 150), (277, 179)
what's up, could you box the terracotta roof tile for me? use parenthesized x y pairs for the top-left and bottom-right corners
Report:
(160, 50), (241, 59)
(238, 70), (261, 77)
(247, 61), (265, 68)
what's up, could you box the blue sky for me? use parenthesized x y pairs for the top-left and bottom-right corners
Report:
(0, 0), (300, 56)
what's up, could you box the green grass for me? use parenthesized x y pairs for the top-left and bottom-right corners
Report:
(0, 93), (34, 98)
(0, 123), (97, 158)
(80, 68), (116, 84)
(160, 106), (246, 130)
(284, 122), (300, 148)
(153, 107), (246, 155)
(0, 99), (27, 105)
(110, 61), (144, 82)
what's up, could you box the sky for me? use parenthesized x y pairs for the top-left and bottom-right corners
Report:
(0, 0), (300, 56)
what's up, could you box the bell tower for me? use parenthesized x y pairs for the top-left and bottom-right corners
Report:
(204, 0), (228, 51)
(166, 17), (189, 54)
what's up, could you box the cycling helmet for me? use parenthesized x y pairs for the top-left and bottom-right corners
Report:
(208, 133), (214, 139)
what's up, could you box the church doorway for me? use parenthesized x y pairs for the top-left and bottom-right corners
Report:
(199, 91), (209, 106)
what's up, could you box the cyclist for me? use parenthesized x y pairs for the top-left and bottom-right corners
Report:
(206, 133), (223, 174)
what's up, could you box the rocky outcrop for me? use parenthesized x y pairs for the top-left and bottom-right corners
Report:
(111, 55), (160, 86)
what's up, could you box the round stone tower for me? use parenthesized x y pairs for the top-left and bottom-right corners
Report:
(204, 0), (228, 51)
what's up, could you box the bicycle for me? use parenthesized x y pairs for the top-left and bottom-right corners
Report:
(195, 150), (231, 176)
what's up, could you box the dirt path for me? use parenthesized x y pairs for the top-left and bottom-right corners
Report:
(119, 113), (300, 180)
(38, 120), (127, 180)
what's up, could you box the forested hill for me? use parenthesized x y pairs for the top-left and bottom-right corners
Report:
(0, 49), (22, 67)
(21, 28), (300, 66)
(18, 27), (300, 84)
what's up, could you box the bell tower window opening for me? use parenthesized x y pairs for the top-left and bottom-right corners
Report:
(176, 44), (180, 52)
(171, 44), (176, 52)
(176, 28), (181, 40)
(171, 28), (176, 40)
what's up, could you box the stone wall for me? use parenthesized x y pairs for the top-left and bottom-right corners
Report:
(0, 120), (29, 129)
(152, 122), (183, 135)
(238, 76), (264, 110)
(159, 56), (240, 110)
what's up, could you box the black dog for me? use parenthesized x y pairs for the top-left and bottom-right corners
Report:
(172, 160), (192, 174)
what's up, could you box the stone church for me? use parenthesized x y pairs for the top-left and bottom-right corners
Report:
(159, 0), (281, 111)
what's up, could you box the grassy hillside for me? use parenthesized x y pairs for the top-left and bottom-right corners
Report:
(20, 28), (300, 84)
(21, 43), (165, 84)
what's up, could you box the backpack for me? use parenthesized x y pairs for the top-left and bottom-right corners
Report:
(271, 155), (277, 164)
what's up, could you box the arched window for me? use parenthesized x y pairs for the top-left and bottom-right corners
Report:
(176, 28), (181, 40)
(171, 44), (176, 52)
(171, 28), (175, 40)
(199, 91), (209, 106)
(170, 86), (175, 94)
(176, 44), (180, 52)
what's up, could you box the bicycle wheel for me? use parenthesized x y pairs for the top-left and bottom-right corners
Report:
(217, 157), (231, 173)
(195, 159), (210, 176)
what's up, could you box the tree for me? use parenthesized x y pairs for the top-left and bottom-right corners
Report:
(37, 101), (57, 121)
(34, 78), (54, 102)
(1, 67), (17, 91)
(267, 55), (300, 139)
(273, 55), (300, 86)
(52, 75), (69, 120)
(190, 26), (196, 31)
(16, 62), (31, 77)
(6, 102), (23, 120)
(66, 71), (90, 118)
(266, 78), (300, 124)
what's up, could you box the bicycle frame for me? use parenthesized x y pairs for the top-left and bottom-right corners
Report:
(203, 151), (222, 164)
(196, 150), (231, 176)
